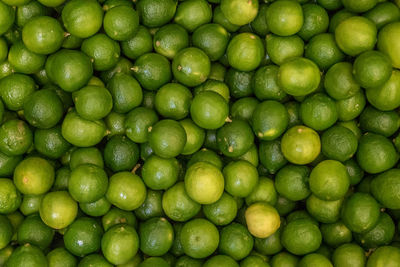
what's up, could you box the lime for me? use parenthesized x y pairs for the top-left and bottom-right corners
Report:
(217, 119), (254, 157)
(266, 0), (303, 36)
(180, 119), (205, 155)
(219, 223), (253, 260)
(336, 91), (366, 121)
(245, 202), (280, 239)
(278, 57), (321, 97)
(162, 182), (201, 222)
(0, 215), (12, 250)
(300, 93), (338, 131)
(121, 26), (153, 60)
(79, 197), (111, 217)
(155, 83), (192, 120)
(266, 34), (304, 66)
(245, 176), (278, 206)
(0, 1), (14, 36)
(360, 106), (400, 137)
(61, 0), (103, 38)
(220, 0), (258, 26)
(324, 62), (360, 100)
(125, 107), (158, 143)
(174, 0), (212, 32)
(187, 148), (223, 170)
(224, 68), (254, 98)
(148, 119), (186, 158)
(342, 0), (377, 12)
(306, 195), (343, 223)
(153, 24), (189, 60)
(101, 224), (139, 265)
(132, 53), (171, 91)
(212, 6), (240, 33)
(70, 147), (104, 170)
(8, 41), (46, 74)
(365, 2), (400, 30)
(253, 65), (286, 101)
(275, 165), (310, 202)
(335, 16), (377, 56)
(134, 190), (164, 220)
(320, 221), (352, 248)
(270, 252), (299, 267)
(227, 33), (264, 72)
(366, 70), (400, 111)
(251, 4), (270, 36)
(231, 98), (259, 123)
(341, 192), (380, 233)
(203, 192), (237, 226)
(298, 4), (329, 41)
(52, 167), (71, 191)
(192, 23), (229, 61)
(0, 178), (21, 214)
(259, 140), (287, 174)
(175, 255), (203, 267)
(39, 191), (78, 229)
(47, 248), (77, 267)
(180, 218), (219, 259)
(378, 22), (400, 68)
(0, 73), (36, 111)
(203, 255), (238, 267)
(366, 246), (400, 267)
(281, 218), (322, 255)
(100, 57), (133, 84)
(106, 172), (146, 211)
(371, 169), (400, 209)
(17, 214), (54, 249)
(136, 0), (177, 28)
(223, 160), (258, 198)
(254, 228), (282, 256)
(103, 5), (138, 41)
(142, 155), (179, 190)
(184, 161), (224, 204)
(172, 47), (210, 87)
(102, 207), (137, 231)
(356, 133), (398, 174)
(139, 217), (173, 256)
(298, 253), (332, 267)
(61, 110), (106, 147)
(78, 254), (113, 267)
(104, 135), (139, 172)
(5, 244), (47, 267)
(281, 125), (321, 165)
(34, 126), (71, 159)
(190, 91), (228, 130)
(321, 126), (358, 162)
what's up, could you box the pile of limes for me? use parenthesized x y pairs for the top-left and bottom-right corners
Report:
(0, 0), (400, 266)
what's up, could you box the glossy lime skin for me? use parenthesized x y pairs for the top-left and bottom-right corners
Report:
(142, 155), (179, 190)
(0, 178), (21, 214)
(103, 5), (139, 41)
(139, 217), (174, 256)
(8, 41), (46, 74)
(0, 120), (33, 156)
(125, 107), (159, 144)
(0, 1), (15, 36)
(155, 83), (192, 120)
(5, 244), (47, 267)
(0, 73), (37, 111)
(217, 119), (254, 157)
(73, 86), (113, 121)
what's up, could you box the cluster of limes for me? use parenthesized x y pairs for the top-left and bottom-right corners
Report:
(0, 0), (400, 266)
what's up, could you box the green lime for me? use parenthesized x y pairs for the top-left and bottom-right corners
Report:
(142, 155), (179, 190)
(364, 2), (400, 30)
(356, 133), (398, 174)
(321, 126), (358, 162)
(227, 33), (264, 72)
(355, 212), (395, 249)
(47, 247), (77, 267)
(220, 0), (258, 26)
(23, 89), (64, 129)
(254, 228), (282, 256)
(13, 157), (54, 195)
(68, 164), (108, 203)
(245, 176), (277, 206)
(275, 165), (310, 202)
(336, 91), (366, 121)
(187, 148), (223, 170)
(223, 160), (258, 198)
(104, 135), (139, 172)
(0, 178), (21, 214)
(22, 16), (64, 55)
(278, 57), (321, 97)
(102, 207), (137, 231)
(320, 221), (352, 248)
(300, 93), (338, 131)
(305, 33), (345, 70)
(103, 5), (138, 41)
(148, 119), (186, 158)
(78, 254), (113, 267)
(136, 0), (177, 28)
(174, 0), (212, 32)
(121, 26), (153, 60)
(0, 215), (12, 250)
(245, 202), (280, 239)
(180, 118), (205, 155)
(184, 161), (224, 204)
(266, 0), (303, 36)
(324, 62), (360, 100)
(231, 98), (259, 123)
(306, 194), (343, 223)
(332, 243), (365, 267)
(270, 252), (299, 267)
(224, 68), (254, 98)
(134, 190), (164, 220)
(132, 53), (171, 91)
(172, 47), (210, 87)
(125, 107), (158, 143)
(342, 0), (377, 12)
(101, 224), (139, 265)
(298, 253), (332, 267)
(190, 91), (228, 130)
(366, 70), (400, 111)
(162, 181), (201, 222)
(203, 255), (239, 267)
(106, 172), (146, 211)
(64, 217), (103, 257)
(259, 140), (287, 174)
(281, 125), (321, 165)
(281, 218), (322, 255)
(251, 4), (270, 36)
(335, 16), (377, 56)
(8, 41), (46, 74)
(286, 210), (317, 226)
(0, 1), (14, 35)
(139, 257), (169, 267)
(298, 4), (329, 41)
(155, 83), (192, 120)
(192, 23), (229, 62)
(100, 57), (133, 84)
(219, 223), (253, 260)
(253, 65), (286, 101)
(139, 217), (173, 256)
(275, 195), (297, 216)
(371, 169), (400, 209)
(360, 106), (400, 137)
(46, 49), (93, 92)
(285, 101), (302, 128)
(367, 246), (400, 267)
(203, 192), (237, 226)
(266, 34), (304, 66)
(34, 126), (71, 159)
(212, 6), (240, 33)
(70, 147), (104, 170)
(104, 111), (125, 137)
(5, 244), (47, 267)
(217, 119), (254, 157)
(79, 197), (111, 217)
(341, 192), (380, 233)
(0, 73), (36, 111)
(175, 255), (203, 267)
(17, 214), (54, 249)
(52, 167), (71, 191)
(344, 159), (364, 185)
(62, 34), (83, 49)
(61, 110), (106, 147)
(39, 191), (78, 229)
(0, 119), (32, 156)
(81, 33), (120, 71)
(107, 73), (143, 114)
(61, 0), (103, 38)
(153, 24), (189, 60)
(180, 218), (219, 259)
(378, 22), (400, 68)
